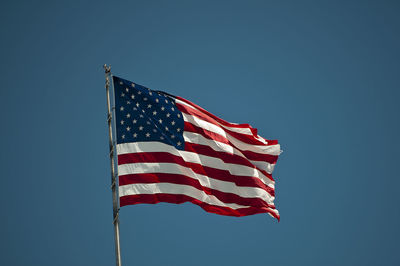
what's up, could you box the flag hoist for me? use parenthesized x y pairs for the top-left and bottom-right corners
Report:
(104, 64), (122, 266)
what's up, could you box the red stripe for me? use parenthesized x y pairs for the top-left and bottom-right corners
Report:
(119, 173), (275, 209)
(184, 122), (278, 176)
(177, 102), (276, 146)
(120, 194), (280, 220)
(118, 152), (275, 196)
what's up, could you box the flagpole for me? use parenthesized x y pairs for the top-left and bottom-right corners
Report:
(104, 64), (122, 266)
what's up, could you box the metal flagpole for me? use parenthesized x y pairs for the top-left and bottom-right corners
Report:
(104, 64), (122, 266)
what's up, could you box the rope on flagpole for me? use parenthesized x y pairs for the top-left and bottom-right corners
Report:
(104, 64), (122, 266)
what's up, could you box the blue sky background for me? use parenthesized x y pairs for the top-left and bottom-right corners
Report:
(1, 1), (399, 265)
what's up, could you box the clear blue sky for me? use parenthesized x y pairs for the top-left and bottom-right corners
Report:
(1, 1), (399, 265)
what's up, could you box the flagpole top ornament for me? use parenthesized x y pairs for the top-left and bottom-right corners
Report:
(103, 64), (111, 74)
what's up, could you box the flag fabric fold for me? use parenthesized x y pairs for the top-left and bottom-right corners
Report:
(112, 76), (281, 220)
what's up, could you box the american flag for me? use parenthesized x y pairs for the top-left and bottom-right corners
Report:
(113, 76), (281, 220)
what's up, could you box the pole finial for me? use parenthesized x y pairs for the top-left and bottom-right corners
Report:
(103, 64), (111, 74)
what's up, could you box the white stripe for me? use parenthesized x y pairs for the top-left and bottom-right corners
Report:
(183, 132), (276, 174)
(117, 142), (274, 187)
(250, 160), (275, 174)
(183, 113), (281, 156)
(119, 183), (276, 213)
(256, 135), (269, 145)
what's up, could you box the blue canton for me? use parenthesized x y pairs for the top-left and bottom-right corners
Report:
(113, 76), (185, 150)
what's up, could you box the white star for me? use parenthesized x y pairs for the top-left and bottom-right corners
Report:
(165, 126), (169, 131)
(142, 109), (145, 113)
(161, 106), (165, 111)
(145, 132), (150, 138)
(138, 91), (142, 95)
(171, 134), (175, 139)
(166, 113), (171, 118)
(144, 97), (148, 101)
(131, 83), (135, 87)
(153, 129), (157, 133)
(149, 91), (152, 96)
(119, 81), (123, 85)
(131, 94), (135, 99)
(160, 136), (164, 140)
(122, 135), (125, 139)
(126, 113), (131, 118)
(171, 121), (175, 125)
(136, 102), (140, 107)
(133, 107), (137, 111)
(126, 126), (131, 131)
(171, 107), (175, 111)
(133, 119), (137, 124)
(147, 104), (152, 108)
(177, 128), (181, 132)
(153, 111), (157, 115)
(133, 133), (137, 138)
(146, 121), (151, 125)
(126, 101), (131, 105)
(139, 126), (143, 131)
(177, 141), (181, 146)
(121, 93), (125, 97)
(155, 98), (159, 103)
(165, 99), (168, 104)
(120, 120), (125, 125)
(125, 88), (129, 92)
(177, 114), (181, 118)
(139, 114), (144, 118)
(158, 119), (162, 124)
(120, 106), (124, 111)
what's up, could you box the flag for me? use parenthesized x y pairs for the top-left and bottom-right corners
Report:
(112, 76), (281, 220)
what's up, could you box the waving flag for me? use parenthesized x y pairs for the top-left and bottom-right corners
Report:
(113, 76), (281, 220)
